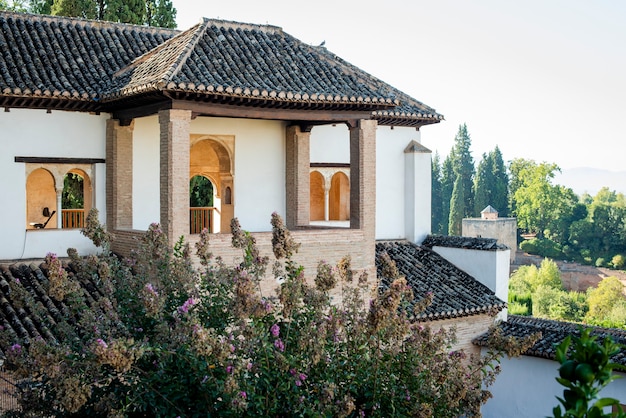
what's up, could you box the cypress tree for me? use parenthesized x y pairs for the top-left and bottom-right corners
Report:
(431, 152), (444, 234)
(450, 124), (475, 218)
(448, 176), (464, 236)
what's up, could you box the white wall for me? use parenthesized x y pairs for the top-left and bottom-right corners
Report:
(483, 354), (626, 417)
(131, 116), (287, 232)
(132, 116), (161, 230)
(310, 124), (430, 240)
(432, 246), (510, 303)
(0, 109), (108, 260)
(191, 117), (287, 232)
(309, 124), (350, 163)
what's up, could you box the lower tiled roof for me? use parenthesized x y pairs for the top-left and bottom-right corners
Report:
(473, 315), (626, 367)
(376, 240), (505, 320)
(0, 262), (106, 357)
(422, 235), (508, 251)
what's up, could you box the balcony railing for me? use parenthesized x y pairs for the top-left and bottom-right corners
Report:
(190, 207), (214, 234)
(62, 209), (85, 229)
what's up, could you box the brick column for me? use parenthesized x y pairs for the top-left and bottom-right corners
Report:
(350, 119), (377, 275)
(106, 119), (134, 230)
(285, 125), (310, 229)
(159, 109), (191, 242)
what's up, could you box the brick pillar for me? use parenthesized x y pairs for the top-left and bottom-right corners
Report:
(285, 125), (310, 229)
(106, 119), (134, 230)
(159, 109), (191, 243)
(350, 119), (377, 274)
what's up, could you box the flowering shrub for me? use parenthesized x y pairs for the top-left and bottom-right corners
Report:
(2, 209), (534, 417)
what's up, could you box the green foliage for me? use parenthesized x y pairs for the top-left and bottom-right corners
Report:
(62, 173), (84, 209)
(36, 0), (177, 27)
(508, 301), (529, 315)
(450, 123), (475, 218)
(520, 237), (564, 259)
(532, 286), (587, 322)
(611, 254), (625, 269)
(552, 327), (625, 418)
(190, 175), (213, 207)
(431, 152), (445, 235)
(585, 277), (626, 329)
(473, 146), (509, 217)
(448, 176), (464, 236)
(439, 155), (455, 235)
(1, 209), (534, 417)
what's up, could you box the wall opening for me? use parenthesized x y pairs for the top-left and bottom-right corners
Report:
(329, 171), (350, 221)
(190, 175), (215, 233)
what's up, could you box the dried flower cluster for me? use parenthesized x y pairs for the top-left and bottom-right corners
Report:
(0, 208), (535, 417)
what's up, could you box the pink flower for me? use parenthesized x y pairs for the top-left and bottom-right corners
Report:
(10, 343), (21, 353)
(178, 297), (197, 314)
(96, 339), (108, 349)
(270, 324), (280, 338)
(226, 365), (233, 374)
(274, 338), (285, 352)
(239, 391), (247, 399)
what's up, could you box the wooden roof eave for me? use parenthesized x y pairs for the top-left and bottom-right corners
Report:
(0, 94), (98, 112)
(109, 89), (395, 124)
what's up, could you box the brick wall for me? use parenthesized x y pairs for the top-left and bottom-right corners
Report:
(105, 119), (134, 230)
(419, 314), (495, 356)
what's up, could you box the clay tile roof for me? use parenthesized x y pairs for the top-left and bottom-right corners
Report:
(422, 235), (508, 251)
(481, 205), (498, 214)
(376, 241), (506, 320)
(0, 11), (443, 125)
(473, 315), (626, 367)
(0, 262), (107, 356)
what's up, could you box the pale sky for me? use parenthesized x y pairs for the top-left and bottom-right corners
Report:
(174, 0), (626, 172)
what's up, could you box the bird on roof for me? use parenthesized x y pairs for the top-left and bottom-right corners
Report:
(318, 40), (325, 47)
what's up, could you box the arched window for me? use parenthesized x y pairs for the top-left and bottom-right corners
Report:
(329, 172), (350, 221)
(62, 172), (84, 228)
(310, 171), (325, 221)
(26, 168), (57, 229)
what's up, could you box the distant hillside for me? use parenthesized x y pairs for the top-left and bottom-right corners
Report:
(553, 167), (626, 196)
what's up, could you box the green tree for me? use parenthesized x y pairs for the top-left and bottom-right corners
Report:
(473, 152), (491, 216)
(431, 152), (444, 235)
(42, 0), (177, 27)
(510, 159), (577, 240)
(448, 176), (464, 236)
(146, 0), (175, 28)
(473, 147), (509, 217)
(440, 155), (455, 235)
(585, 276), (626, 326)
(449, 124), (475, 218)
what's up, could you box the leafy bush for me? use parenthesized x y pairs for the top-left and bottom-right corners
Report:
(508, 301), (529, 316)
(611, 254), (625, 270)
(520, 238), (564, 259)
(595, 258), (606, 268)
(552, 327), (625, 418)
(1, 209), (534, 417)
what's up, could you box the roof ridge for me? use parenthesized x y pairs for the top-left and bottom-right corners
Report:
(113, 18), (208, 94)
(0, 10), (178, 35)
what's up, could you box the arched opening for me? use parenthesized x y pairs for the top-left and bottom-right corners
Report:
(26, 168), (57, 229)
(190, 137), (233, 234)
(62, 170), (91, 228)
(190, 175), (215, 233)
(310, 171), (325, 221)
(329, 172), (350, 221)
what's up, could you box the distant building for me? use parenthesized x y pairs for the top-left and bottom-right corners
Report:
(462, 206), (517, 263)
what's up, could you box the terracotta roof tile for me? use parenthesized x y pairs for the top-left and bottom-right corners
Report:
(422, 235), (508, 251)
(376, 241), (505, 320)
(473, 315), (626, 367)
(0, 12), (443, 125)
(0, 262), (107, 357)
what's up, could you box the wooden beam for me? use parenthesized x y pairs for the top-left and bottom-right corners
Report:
(170, 100), (373, 123)
(15, 156), (105, 164)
